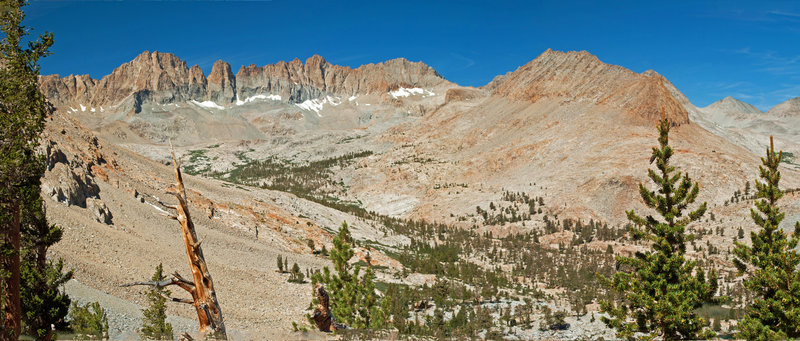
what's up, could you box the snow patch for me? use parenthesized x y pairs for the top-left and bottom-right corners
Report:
(79, 104), (86, 111)
(147, 201), (168, 215)
(190, 100), (225, 110)
(90, 107), (96, 113)
(235, 94), (282, 105)
(293, 96), (342, 117)
(389, 87), (435, 99)
(348, 95), (358, 102)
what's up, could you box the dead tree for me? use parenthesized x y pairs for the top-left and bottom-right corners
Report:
(311, 283), (348, 332)
(123, 147), (226, 338)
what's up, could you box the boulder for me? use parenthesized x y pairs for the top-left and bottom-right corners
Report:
(86, 197), (113, 225)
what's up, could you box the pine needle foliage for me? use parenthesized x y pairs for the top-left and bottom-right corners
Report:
(20, 184), (73, 340)
(600, 117), (718, 340)
(1, 1), (71, 340)
(733, 137), (800, 339)
(140, 263), (173, 340)
(68, 301), (109, 340)
(311, 221), (385, 329)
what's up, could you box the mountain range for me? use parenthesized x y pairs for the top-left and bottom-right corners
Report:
(36, 49), (800, 338)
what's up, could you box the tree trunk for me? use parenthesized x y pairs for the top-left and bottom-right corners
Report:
(123, 147), (226, 338)
(1, 203), (21, 341)
(169, 149), (226, 338)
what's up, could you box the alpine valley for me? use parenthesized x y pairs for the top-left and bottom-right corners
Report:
(36, 49), (800, 339)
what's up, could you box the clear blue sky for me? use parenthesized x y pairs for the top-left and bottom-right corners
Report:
(25, 0), (800, 111)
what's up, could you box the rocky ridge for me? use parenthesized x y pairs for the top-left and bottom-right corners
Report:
(767, 97), (800, 117)
(488, 49), (689, 125)
(39, 51), (449, 114)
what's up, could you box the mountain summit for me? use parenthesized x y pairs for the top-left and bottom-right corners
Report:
(488, 49), (689, 125)
(704, 96), (762, 115)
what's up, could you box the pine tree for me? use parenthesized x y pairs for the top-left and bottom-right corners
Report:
(68, 301), (109, 340)
(0, 1), (57, 339)
(732, 136), (800, 339)
(140, 263), (173, 340)
(289, 263), (305, 283)
(311, 221), (385, 329)
(20, 185), (72, 341)
(599, 117), (718, 340)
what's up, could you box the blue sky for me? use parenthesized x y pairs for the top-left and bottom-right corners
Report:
(26, 1), (800, 111)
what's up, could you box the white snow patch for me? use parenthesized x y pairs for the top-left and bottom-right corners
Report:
(326, 95), (341, 106)
(147, 201), (168, 215)
(79, 104), (86, 111)
(235, 94), (282, 105)
(348, 95), (358, 102)
(100, 107), (104, 112)
(389, 87), (435, 99)
(69, 107), (77, 112)
(293, 96), (342, 117)
(190, 100), (225, 110)
(90, 107), (96, 113)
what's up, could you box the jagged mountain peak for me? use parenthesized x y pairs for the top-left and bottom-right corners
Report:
(40, 51), (450, 113)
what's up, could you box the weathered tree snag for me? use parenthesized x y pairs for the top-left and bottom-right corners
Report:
(311, 283), (333, 332)
(311, 283), (347, 332)
(122, 147), (226, 338)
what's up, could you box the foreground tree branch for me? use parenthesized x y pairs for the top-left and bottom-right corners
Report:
(122, 145), (226, 338)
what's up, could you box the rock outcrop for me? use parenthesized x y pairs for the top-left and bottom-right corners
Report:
(38, 74), (98, 109)
(487, 49), (689, 125)
(42, 162), (99, 208)
(207, 60), (236, 104)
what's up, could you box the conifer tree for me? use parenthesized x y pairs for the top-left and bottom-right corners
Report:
(140, 263), (173, 340)
(20, 185), (73, 341)
(68, 301), (109, 340)
(311, 221), (384, 329)
(600, 117), (718, 340)
(1, 1), (59, 339)
(733, 136), (800, 339)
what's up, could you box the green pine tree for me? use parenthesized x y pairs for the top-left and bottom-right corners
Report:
(140, 263), (173, 340)
(732, 136), (800, 339)
(68, 301), (109, 340)
(310, 221), (385, 329)
(599, 117), (718, 340)
(19, 195), (73, 340)
(1, 1), (67, 340)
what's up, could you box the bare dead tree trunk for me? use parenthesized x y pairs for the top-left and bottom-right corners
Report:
(312, 283), (333, 332)
(122, 146), (226, 338)
(311, 283), (347, 332)
(1, 203), (21, 341)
